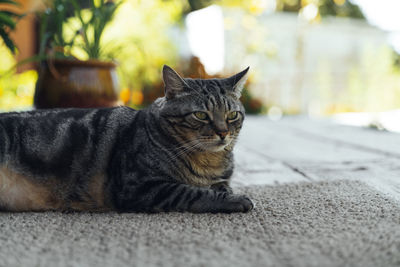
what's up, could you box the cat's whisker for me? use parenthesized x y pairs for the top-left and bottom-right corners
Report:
(165, 142), (202, 164)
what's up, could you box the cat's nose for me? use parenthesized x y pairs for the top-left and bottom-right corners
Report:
(217, 131), (229, 140)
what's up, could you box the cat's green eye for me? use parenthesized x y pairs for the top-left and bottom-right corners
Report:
(194, 111), (208, 120)
(227, 111), (238, 120)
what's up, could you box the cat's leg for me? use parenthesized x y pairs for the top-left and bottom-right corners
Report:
(210, 181), (233, 194)
(115, 180), (253, 213)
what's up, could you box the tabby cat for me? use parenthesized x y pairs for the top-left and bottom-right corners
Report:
(0, 65), (253, 213)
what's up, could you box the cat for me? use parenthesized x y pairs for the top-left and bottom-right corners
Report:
(0, 65), (253, 213)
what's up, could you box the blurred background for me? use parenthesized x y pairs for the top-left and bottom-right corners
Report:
(0, 0), (399, 131)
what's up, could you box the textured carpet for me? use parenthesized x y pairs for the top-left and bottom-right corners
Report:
(1, 180), (400, 267)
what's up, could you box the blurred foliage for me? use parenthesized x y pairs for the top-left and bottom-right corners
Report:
(99, 0), (183, 107)
(184, 0), (273, 15)
(185, 0), (213, 12)
(106, 0), (269, 109)
(0, 43), (37, 111)
(240, 87), (264, 114)
(38, 0), (122, 60)
(318, 0), (364, 19)
(393, 52), (400, 70)
(276, 0), (364, 19)
(0, 0), (22, 54)
(2, 0), (399, 116)
(313, 46), (400, 114)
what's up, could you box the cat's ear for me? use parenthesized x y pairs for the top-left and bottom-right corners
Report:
(225, 67), (250, 98)
(162, 65), (188, 99)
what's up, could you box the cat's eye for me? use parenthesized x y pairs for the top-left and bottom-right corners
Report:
(227, 111), (238, 120)
(193, 111), (208, 120)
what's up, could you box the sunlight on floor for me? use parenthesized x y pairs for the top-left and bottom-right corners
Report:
(332, 110), (400, 133)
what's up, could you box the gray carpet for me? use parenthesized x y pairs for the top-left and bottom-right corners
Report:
(1, 180), (400, 267)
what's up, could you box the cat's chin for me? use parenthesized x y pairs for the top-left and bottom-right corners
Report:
(195, 138), (231, 152)
(205, 146), (223, 152)
(206, 142), (230, 152)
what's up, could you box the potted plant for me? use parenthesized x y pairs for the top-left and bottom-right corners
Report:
(34, 0), (122, 109)
(0, 0), (22, 54)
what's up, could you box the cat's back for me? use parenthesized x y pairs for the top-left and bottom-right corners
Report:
(0, 106), (135, 129)
(0, 106), (134, 160)
(0, 105), (141, 163)
(0, 106), (137, 211)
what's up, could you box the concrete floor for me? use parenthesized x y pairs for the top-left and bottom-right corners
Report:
(233, 116), (400, 202)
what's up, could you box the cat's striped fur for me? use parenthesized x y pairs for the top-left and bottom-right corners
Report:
(0, 65), (253, 213)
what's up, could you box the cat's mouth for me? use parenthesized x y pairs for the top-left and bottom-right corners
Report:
(193, 136), (232, 152)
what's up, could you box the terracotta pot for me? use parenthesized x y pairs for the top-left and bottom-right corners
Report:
(34, 59), (120, 109)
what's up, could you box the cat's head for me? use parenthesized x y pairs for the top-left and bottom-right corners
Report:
(157, 65), (249, 152)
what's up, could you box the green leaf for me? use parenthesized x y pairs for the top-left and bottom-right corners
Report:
(0, 0), (21, 6)
(0, 27), (16, 54)
(37, 0), (122, 60)
(0, 12), (17, 29)
(0, 11), (23, 18)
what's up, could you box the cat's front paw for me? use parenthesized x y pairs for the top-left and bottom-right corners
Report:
(220, 194), (254, 213)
